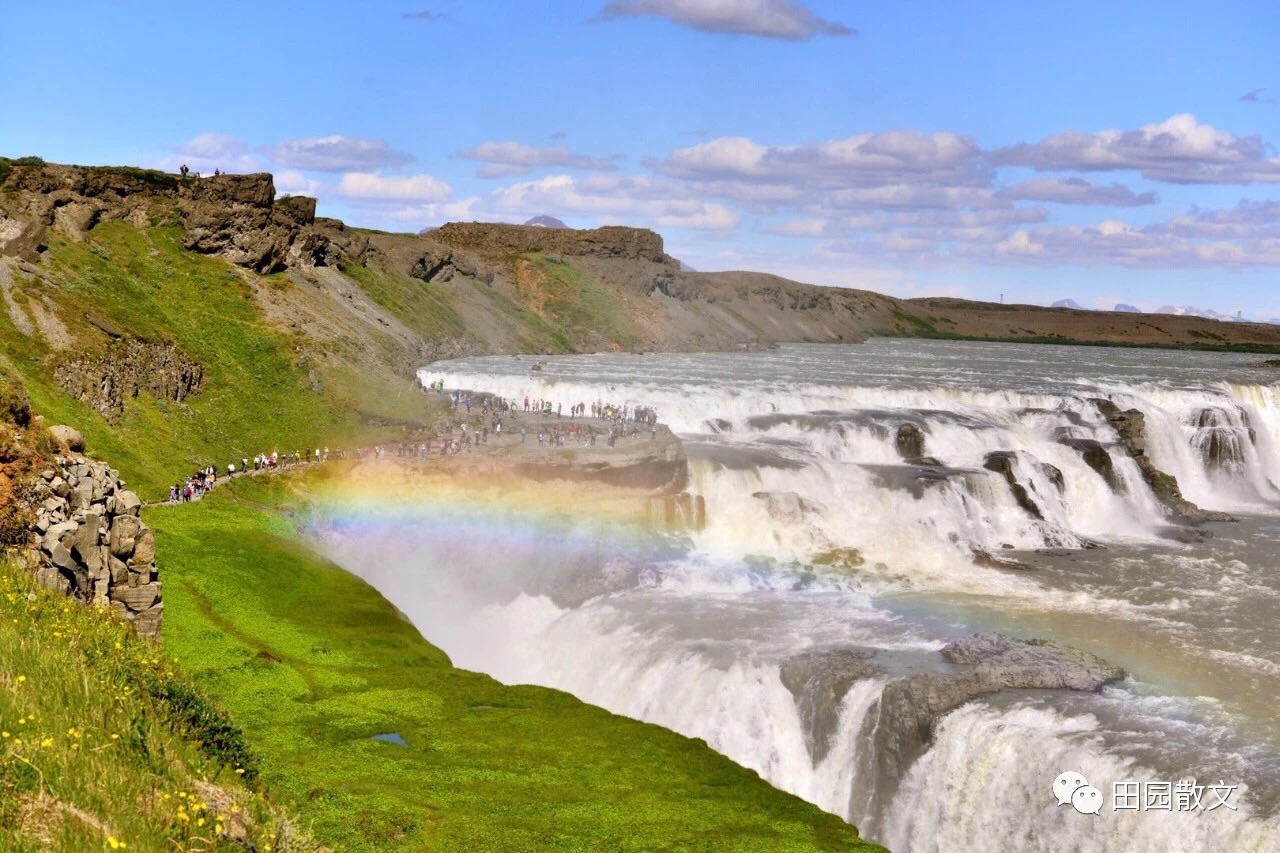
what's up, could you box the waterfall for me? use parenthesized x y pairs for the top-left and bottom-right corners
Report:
(316, 342), (1280, 850)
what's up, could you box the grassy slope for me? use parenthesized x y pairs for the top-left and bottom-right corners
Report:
(148, 476), (879, 852)
(0, 223), (439, 499)
(0, 558), (297, 851)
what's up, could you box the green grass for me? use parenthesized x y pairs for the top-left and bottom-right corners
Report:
(339, 261), (468, 342)
(0, 223), (442, 499)
(522, 253), (641, 349)
(148, 476), (880, 852)
(0, 558), (299, 851)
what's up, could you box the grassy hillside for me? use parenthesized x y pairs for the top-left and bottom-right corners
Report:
(147, 475), (880, 851)
(0, 223), (445, 499)
(0, 557), (301, 851)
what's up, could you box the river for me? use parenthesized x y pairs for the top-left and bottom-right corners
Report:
(324, 339), (1280, 852)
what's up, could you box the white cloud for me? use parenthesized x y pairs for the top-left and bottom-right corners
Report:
(595, 0), (854, 40)
(994, 114), (1280, 184)
(274, 170), (324, 197)
(485, 174), (741, 231)
(999, 177), (1157, 206)
(656, 130), (986, 188)
(337, 172), (453, 202)
(455, 141), (620, 177)
(156, 133), (264, 174)
(263, 135), (414, 172)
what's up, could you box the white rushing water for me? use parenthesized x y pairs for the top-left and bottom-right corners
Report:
(322, 340), (1280, 851)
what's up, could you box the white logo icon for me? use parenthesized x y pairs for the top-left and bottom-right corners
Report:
(1072, 784), (1104, 815)
(1053, 771), (1088, 807)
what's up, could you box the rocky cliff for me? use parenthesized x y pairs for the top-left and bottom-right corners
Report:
(0, 162), (325, 272)
(30, 442), (163, 639)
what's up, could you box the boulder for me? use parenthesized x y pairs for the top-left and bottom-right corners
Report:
(871, 633), (1122, 797)
(983, 451), (1043, 520)
(47, 424), (84, 451)
(895, 423), (927, 462)
(780, 648), (881, 762)
(133, 603), (163, 640)
(129, 529), (156, 566)
(109, 514), (144, 558)
(114, 490), (142, 517)
(111, 582), (160, 612)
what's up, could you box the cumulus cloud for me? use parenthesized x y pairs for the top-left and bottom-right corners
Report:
(274, 170), (324, 197)
(484, 174), (741, 230)
(337, 172), (453, 202)
(158, 133), (264, 174)
(772, 207), (1047, 237)
(1149, 199), (1280, 240)
(956, 212), (1280, 269)
(999, 177), (1157, 206)
(263, 136), (414, 172)
(595, 0), (854, 40)
(454, 141), (620, 178)
(655, 130), (987, 189)
(994, 114), (1280, 184)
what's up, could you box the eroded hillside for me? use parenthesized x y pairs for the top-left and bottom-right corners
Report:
(4, 157), (1280, 497)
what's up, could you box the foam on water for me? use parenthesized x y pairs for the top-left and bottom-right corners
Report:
(313, 341), (1280, 850)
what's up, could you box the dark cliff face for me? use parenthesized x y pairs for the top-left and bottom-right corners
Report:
(0, 163), (324, 273)
(429, 222), (673, 266)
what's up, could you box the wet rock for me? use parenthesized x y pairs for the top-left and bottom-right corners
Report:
(871, 633), (1123, 803)
(650, 493), (706, 533)
(1092, 399), (1234, 524)
(811, 548), (866, 571)
(971, 549), (1032, 571)
(780, 648), (882, 763)
(983, 451), (1043, 520)
(752, 491), (824, 525)
(1040, 463), (1065, 491)
(1060, 438), (1120, 490)
(895, 423), (926, 461)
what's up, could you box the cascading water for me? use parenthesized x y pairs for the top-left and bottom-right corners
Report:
(317, 340), (1280, 851)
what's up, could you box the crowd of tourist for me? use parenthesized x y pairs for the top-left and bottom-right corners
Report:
(166, 385), (664, 503)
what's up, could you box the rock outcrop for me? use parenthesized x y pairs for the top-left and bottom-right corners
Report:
(429, 222), (673, 266)
(53, 339), (203, 422)
(780, 647), (881, 763)
(983, 451), (1043, 519)
(0, 163), (325, 273)
(1093, 399), (1235, 524)
(28, 447), (163, 639)
(865, 633), (1123, 814)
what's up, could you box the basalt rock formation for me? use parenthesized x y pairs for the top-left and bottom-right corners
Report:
(53, 339), (204, 422)
(28, 438), (163, 639)
(1093, 399), (1235, 524)
(780, 647), (882, 763)
(871, 634), (1123, 788)
(983, 451), (1044, 520)
(0, 163), (325, 273)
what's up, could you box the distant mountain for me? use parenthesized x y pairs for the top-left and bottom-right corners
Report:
(678, 259), (697, 273)
(418, 225), (440, 234)
(524, 215), (569, 229)
(1114, 304), (1142, 313)
(1155, 305), (1245, 322)
(1051, 299), (1085, 310)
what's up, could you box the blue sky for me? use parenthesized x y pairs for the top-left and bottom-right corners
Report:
(3, 1), (1278, 315)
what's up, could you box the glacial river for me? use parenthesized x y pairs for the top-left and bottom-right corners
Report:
(324, 340), (1280, 852)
